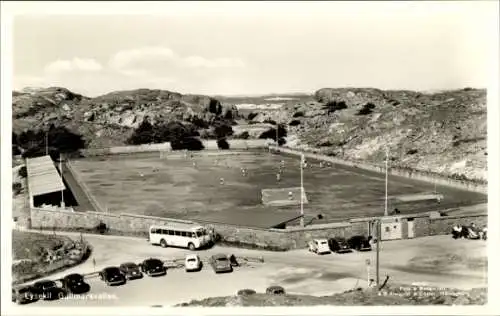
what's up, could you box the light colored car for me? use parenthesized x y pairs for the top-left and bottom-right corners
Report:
(308, 239), (331, 254)
(185, 254), (202, 272)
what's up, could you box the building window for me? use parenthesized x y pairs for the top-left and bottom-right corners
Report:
(385, 227), (390, 232)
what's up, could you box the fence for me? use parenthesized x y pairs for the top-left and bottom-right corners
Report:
(81, 139), (269, 157)
(273, 146), (487, 194)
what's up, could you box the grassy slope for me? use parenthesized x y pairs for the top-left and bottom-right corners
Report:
(12, 230), (72, 261)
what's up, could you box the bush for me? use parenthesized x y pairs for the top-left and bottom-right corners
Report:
(263, 119), (277, 125)
(357, 103), (376, 115)
(292, 111), (304, 118)
(95, 222), (108, 235)
(247, 112), (258, 121)
(217, 138), (230, 150)
(318, 140), (333, 147)
(289, 120), (301, 126)
(323, 100), (347, 114)
(13, 182), (22, 195)
(406, 149), (418, 155)
(171, 137), (205, 151)
(266, 286), (285, 295)
(213, 122), (234, 139)
(18, 166), (27, 178)
(237, 289), (257, 296)
(234, 131), (250, 139)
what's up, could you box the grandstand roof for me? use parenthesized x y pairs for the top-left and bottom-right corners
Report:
(26, 155), (66, 197)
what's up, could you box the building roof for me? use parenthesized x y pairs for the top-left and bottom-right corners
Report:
(192, 207), (303, 229)
(26, 155), (66, 197)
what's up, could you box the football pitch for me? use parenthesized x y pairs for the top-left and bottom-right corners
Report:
(68, 150), (486, 224)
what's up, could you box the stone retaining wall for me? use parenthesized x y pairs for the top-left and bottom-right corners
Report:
(31, 207), (486, 250)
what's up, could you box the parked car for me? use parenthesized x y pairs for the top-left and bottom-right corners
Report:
(266, 285), (286, 295)
(119, 262), (143, 280)
(99, 267), (126, 286)
(12, 285), (39, 304)
(347, 235), (372, 251)
(184, 254), (202, 272)
(32, 280), (65, 300)
(209, 254), (233, 273)
(140, 258), (167, 277)
(328, 237), (352, 253)
(61, 273), (90, 294)
(308, 239), (331, 254)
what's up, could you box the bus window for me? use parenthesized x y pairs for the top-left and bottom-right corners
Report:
(175, 231), (181, 236)
(189, 232), (195, 238)
(181, 232), (187, 237)
(150, 228), (158, 234)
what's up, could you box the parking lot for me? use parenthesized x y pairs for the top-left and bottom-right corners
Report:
(13, 230), (487, 306)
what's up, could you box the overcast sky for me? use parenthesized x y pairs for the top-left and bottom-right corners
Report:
(9, 1), (497, 97)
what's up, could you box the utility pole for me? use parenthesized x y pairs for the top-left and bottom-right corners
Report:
(384, 147), (389, 217)
(45, 131), (49, 156)
(376, 219), (380, 287)
(276, 118), (279, 148)
(60, 153), (65, 208)
(300, 154), (305, 227)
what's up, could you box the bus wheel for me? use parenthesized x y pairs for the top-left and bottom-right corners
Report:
(160, 239), (167, 248)
(188, 243), (196, 251)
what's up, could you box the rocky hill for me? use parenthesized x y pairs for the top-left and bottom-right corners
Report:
(245, 88), (487, 182)
(12, 86), (487, 182)
(12, 87), (240, 149)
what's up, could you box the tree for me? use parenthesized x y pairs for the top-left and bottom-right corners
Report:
(18, 166), (27, 178)
(126, 119), (155, 145)
(258, 124), (287, 146)
(217, 138), (230, 150)
(213, 122), (234, 139)
(19, 126), (85, 159)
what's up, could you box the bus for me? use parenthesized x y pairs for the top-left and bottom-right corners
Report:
(148, 224), (212, 250)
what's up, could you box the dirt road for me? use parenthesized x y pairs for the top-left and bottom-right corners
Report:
(15, 230), (487, 306)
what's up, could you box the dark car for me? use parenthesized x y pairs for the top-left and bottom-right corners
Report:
(119, 262), (144, 280)
(139, 258), (166, 277)
(99, 267), (126, 286)
(328, 237), (352, 253)
(347, 235), (372, 251)
(32, 280), (65, 300)
(61, 273), (90, 294)
(209, 254), (233, 273)
(12, 286), (39, 304)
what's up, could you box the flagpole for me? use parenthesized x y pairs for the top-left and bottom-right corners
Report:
(300, 154), (305, 227)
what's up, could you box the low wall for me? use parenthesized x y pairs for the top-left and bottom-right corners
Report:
(274, 146), (487, 194)
(30, 207), (355, 250)
(82, 139), (269, 157)
(30, 206), (487, 250)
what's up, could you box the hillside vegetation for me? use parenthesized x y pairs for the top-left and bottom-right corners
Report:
(178, 286), (487, 306)
(12, 86), (486, 182)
